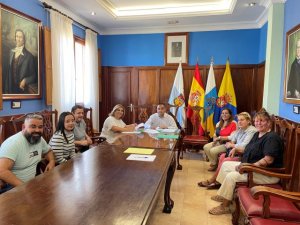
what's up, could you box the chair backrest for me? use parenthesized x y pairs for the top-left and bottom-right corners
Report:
(131, 104), (154, 124)
(37, 109), (58, 143)
(11, 110), (58, 143)
(290, 126), (300, 192)
(185, 106), (204, 135)
(0, 119), (6, 145)
(83, 107), (94, 137)
(279, 119), (295, 174)
(11, 114), (27, 134)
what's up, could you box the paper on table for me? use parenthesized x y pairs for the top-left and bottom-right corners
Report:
(135, 123), (145, 130)
(122, 131), (141, 134)
(126, 154), (156, 162)
(124, 147), (154, 155)
(157, 134), (179, 139)
(160, 128), (177, 133)
(144, 129), (160, 134)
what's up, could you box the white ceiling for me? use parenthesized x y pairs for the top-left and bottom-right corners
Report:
(41, 0), (285, 35)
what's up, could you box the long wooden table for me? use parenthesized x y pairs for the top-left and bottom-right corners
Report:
(0, 137), (176, 224)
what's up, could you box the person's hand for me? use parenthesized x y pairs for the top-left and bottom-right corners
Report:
(125, 124), (136, 131)
(0, 180), (5, 189)
(228, 148), (236, 158)
(19, 79), (26, 90)
(81, 140), (89, 146)
(225, 142), (232, 149)
(235, 163), (242, 172)
(160, 124), (168, 129)
(86, 137), (93, 145)
(45, 160), (55, 172)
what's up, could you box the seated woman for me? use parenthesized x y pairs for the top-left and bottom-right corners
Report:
(100, 104), (137, 143)
(208, 109), (283, 215)
(198, 112), (256, 189)
(203, 108), (237, 171)
(49, 112), (76, 164)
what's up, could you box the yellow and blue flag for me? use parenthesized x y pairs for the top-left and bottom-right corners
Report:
(214, 59), (237, 124)
(204, 61), (218, 138)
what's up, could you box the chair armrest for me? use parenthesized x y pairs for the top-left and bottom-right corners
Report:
(251, 186), (300, 202)
(239, 164), (290, 179)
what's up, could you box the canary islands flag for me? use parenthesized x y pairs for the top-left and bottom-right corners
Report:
(204, 61), (218, 138)
(187, 63), (205, 135)
(168, 62), (186, 128)
(214, 59), (237, 124)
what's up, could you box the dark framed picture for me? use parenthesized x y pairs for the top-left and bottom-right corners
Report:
(1, 4), (42, 100)
(11, 100), (21, 109)
(164, 32), (189, 66)
(284, 23), (300, 104)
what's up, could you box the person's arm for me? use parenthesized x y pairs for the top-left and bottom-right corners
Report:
(43, 150), (56, 172)
(85, 134), (93, 145)
(0, 158), (23, 187)
(111, 124), (136, 132)
(253, 155), (274, 167)
(167, 115), (178, 129)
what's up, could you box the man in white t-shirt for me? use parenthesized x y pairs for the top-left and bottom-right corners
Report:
(0, 114), (55, 193)
(144, 104), (178, 129)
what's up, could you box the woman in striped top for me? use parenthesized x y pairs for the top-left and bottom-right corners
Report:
(49, 112), (76, 164)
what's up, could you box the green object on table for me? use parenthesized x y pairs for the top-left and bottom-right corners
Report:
(157, 134), (179, 139)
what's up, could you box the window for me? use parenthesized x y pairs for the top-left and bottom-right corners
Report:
(74, 37), (85, 104)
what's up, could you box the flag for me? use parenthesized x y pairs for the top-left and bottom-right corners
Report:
(186, 63), (205, 135)
(168, 62), (186, 128)
(214, 59), (237, 125)
(204, 61), (218, 138)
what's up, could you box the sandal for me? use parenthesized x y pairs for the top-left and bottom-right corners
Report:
(207, 166), (217, 171)
(209, 205), (231, 215)
(211, 195), (225, 202)
(207, 182), (221, 190)
(197, 180), (211, 187)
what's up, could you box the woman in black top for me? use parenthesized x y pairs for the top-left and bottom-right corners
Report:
(208, 109), (283, 215)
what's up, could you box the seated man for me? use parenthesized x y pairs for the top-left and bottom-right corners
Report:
(144, 104), (178, 129)
(0, 114), (55, 193)
(71, 105), (93, 152)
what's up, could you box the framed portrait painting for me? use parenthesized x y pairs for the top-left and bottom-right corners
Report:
(284, 23), (300, 104)
(0, 4), (41, 99)
(164, 32), (189, 66)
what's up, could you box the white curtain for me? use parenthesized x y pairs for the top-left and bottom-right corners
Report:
(84, 29), (99, 130)
(50, 10), (75, 114)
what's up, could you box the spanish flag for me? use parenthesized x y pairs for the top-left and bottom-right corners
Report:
(187, 63), (205, 135)
(214, 59), (237, 124)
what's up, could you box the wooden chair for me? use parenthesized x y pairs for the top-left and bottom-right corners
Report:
(0, 119), (6, 146)
(232, 124), (299, 225)
(37, 109), (58, 143)
(180, 106), (209, 159)
(83, 107), (105, 144)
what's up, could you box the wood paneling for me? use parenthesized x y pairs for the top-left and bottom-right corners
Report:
(101, 63), (265, 130)
(138, 69), (159, 105)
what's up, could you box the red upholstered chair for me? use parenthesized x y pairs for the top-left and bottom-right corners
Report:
(180, 106), (209, 161)
(232, 125), (300, 225)
(250, 217), (300, 225)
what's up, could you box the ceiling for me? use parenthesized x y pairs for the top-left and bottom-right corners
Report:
(41, 0), (285, 35)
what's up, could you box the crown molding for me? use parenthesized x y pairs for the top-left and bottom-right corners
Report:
(96, 0), (237, 19)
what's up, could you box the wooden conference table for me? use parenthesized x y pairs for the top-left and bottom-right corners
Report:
(0, 133), (177, 225)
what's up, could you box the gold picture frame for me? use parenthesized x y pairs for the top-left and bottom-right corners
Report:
(284, 23), (300, 104)
(164, 32), (189, 66)
(1, 4), (42, 100)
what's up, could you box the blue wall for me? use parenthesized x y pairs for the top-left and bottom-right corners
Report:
(279, 0), (300, 122)
(1, 0), (269, 116)
(100, 29), (263, 66)
(259, 23), (268, 63)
